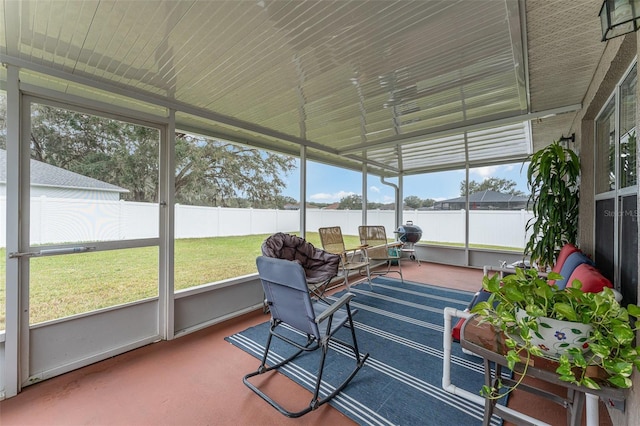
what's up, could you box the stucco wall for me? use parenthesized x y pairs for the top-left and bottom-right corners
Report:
(572, 35), (636, 257)
(574, 34), (640, 425)
(570, 32), (639, 426)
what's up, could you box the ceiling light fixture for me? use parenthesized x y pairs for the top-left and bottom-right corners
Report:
(600, 0), (640, 41)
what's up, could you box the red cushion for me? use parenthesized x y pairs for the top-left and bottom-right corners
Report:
(452, 317), (465, 341)
(566, 263), (612, 293)
(552, 243), (581, 274)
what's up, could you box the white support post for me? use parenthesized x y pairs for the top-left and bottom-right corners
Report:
(4, 62), (22, 399)
(442, 308), (550, 426)
(362, 161), (367, 225)
(585, 393), (599, 426)
(299, 145), (307, 237)
(159, 109), (176, 340)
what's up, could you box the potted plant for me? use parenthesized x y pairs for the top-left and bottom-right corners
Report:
(470, 268), (640, 397)
(525, 141), (580, 270)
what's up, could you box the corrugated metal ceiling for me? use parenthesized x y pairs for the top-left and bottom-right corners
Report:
(0, 0), (605, 176)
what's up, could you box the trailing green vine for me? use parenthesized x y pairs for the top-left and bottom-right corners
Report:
(471, 269), (640, 396)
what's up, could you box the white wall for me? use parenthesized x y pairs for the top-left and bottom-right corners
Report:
(308, 208), (531, 248)
(175, 204), (298, 238)
(0, 196), (533, 249)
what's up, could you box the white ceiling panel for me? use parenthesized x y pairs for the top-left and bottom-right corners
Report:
(0, 0), (607, 177)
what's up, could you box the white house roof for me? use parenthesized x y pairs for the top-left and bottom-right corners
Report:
(0, 149), (128, 193)
(0, 0), (605, 177)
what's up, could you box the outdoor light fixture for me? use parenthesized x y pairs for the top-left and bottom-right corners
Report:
(600, 0), (640, 41)
(558, 133), (575, 148)
(558, 133), (575, 144)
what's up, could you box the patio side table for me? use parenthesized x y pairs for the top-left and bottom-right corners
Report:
(460, 315), (626, 426)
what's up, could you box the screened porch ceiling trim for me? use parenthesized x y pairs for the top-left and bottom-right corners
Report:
(0, 0), (606, 177)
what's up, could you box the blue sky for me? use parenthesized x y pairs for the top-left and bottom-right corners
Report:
(282, 160), (530, 204)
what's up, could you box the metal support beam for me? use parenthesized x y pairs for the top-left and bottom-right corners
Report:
(159, 110), (176, 340)
(362, 160), (367, 225)
(300, 146), (307, 238)
(4, 64), (18, 398)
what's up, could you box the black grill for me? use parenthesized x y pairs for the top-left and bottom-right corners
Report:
(396, 221), (422, 243)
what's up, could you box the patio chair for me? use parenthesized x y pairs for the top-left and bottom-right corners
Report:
(244, 256), (369, 418)
(261, 232), (340, 298)
(318, 226), (372, 290)
(358, 225), (403, 282)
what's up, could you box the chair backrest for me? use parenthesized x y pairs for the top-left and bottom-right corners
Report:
(256, 256), (321, 338)
(319, 226), (346, 255)
(261, 233), (340, 284)
(358, 225), (389, 258)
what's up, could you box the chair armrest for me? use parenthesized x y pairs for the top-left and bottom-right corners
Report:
(341, 248), (357, 257)
(315, 292), (355, 323)
(342, 247), (367, 262)
(361, 243), (387, 252)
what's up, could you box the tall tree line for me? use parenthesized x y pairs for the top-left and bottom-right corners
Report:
(0, 98), (296, 208)
(460, 177), (525, 196)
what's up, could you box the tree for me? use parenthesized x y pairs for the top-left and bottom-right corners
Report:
(338, 194), (362, 210)
(404, 195), (422, 209)
(460, 178), (525, 196)
(337, 195), (388, 210)
(422, 198), (435, 208)
(27, 104), (296, 207)
(403, 196), (435, 209)
(173, 132), (294, 207)
(30, 106), (160, 201)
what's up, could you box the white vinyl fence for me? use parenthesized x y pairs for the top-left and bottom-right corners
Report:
(0, 196), (533, 249)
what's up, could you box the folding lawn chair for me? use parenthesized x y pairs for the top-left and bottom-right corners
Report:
(319, 226), (372, 290)
(244, 256), (369, 418)
(358, 225), (403, 282)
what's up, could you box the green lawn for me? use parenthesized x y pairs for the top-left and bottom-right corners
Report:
(0, 233), (520, 329)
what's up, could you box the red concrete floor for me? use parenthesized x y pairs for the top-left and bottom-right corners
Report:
(0, 261), (613, 425)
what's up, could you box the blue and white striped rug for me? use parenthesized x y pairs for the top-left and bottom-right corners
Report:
(226, 277), (506, 425)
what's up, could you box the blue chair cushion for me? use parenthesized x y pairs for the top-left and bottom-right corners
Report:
(555, 251), (594, 290)
(551, 243), (581, 274)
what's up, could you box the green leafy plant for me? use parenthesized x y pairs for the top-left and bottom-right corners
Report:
(471, 268), (640, 397)
(525, 141), (580, 270)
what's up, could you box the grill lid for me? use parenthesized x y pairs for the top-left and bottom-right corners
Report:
(396, 222), (422, 243)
